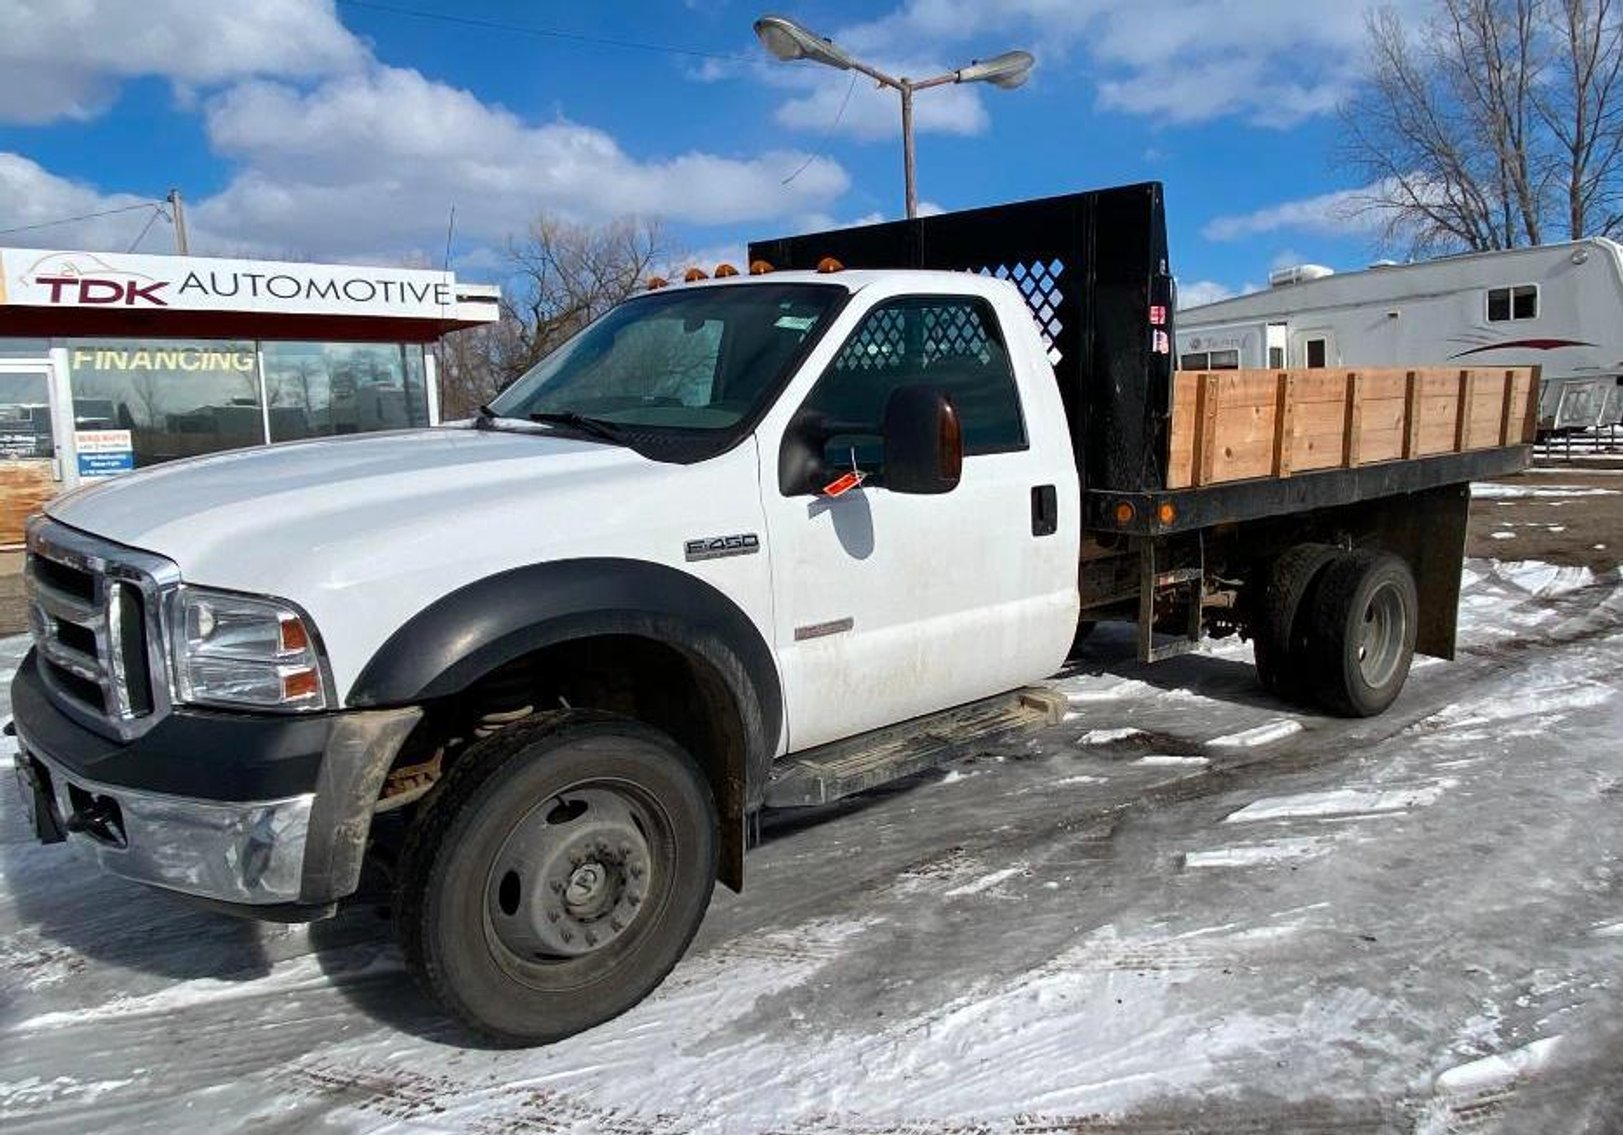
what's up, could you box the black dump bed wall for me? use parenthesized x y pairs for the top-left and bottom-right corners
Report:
(749, 183), (1176, 497)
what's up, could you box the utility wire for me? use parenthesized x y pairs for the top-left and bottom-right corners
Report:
(781, 73), (858, 186)
(336, 0), (750, 62)
(126, 204), (166, 252)
(0, 200), (162, 238)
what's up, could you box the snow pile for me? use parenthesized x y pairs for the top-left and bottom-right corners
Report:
(1471, 483), (1618, 499)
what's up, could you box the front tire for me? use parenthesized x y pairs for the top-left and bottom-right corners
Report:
(395, 711), (718, 1046)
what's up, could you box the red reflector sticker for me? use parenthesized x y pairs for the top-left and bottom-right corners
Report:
(821, 470), (866, 497)
(1149, 305), (1167, 325)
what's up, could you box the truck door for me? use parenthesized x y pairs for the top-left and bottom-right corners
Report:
(761, 292), (1079, 753)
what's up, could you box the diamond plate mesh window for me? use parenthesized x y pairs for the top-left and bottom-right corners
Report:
(980, 259), (1064, 366)
(806, 296), (1027, 458)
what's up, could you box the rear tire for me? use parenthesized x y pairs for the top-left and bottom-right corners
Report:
(1307, 550), (1418, 717)
(395, 710), (718, 1046)
(1252, 543), (1339, 703)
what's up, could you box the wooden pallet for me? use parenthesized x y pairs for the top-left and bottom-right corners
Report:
(1166, 366), (1540, 490)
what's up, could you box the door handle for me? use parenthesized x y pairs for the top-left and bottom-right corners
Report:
(1031, 484), (1057, 536)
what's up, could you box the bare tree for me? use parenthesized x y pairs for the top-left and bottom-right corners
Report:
(435, 215), (670, 419)
(1339, 0), (1623, 254)
(1538, 0), (1623, 237)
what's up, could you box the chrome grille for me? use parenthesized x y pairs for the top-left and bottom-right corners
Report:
(25, 517), (179, 740)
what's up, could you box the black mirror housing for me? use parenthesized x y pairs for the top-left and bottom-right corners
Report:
(883, 385), (962, 495)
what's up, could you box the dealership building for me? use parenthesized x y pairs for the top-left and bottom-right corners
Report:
(0, 247), (500, 544)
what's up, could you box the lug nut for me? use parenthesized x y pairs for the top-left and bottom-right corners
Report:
(550, 880), (564, 894)
(610, 917), (624, 931)
(561, 930), (573, 943)
(547, 910), (560, 923)
(585, 931), (597, 946)
(627, 891), (642, 907)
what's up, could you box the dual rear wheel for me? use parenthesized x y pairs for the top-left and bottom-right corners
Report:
(1253, 545), (1419, 717)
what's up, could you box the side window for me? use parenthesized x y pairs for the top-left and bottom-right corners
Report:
(1180, 349), (1238, 370)
(1305, 338), (1328, 368)
(1488, 285), (1538, 322)
(800, 296), (1027, 469)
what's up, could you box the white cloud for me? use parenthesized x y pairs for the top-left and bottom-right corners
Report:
(189, 65), (849, 257)
(0, 29), (854, 262)
(810, 0), (1431, 129)
(0, 154), (174, 251)
(1202, 181), (1393, 242)
(1177, 280), (1237, 309)
(1177, 278), (1265, 309)
(0, 0), (363, 124)
(770, 64), (989, 140)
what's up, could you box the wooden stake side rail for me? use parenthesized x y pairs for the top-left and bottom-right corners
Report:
(1165, 366), (1540, 490)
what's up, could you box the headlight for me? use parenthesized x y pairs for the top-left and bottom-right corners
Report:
(166, 586), (330, 712)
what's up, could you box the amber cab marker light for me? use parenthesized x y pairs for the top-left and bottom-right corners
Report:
(816, 256), (844, 274)
(646, 276), (669, 291)
(714, 263), (740, 278)
(1113, 501), (1135, 526)
(749, 259), (775, 275)
(1156, 501), (1177, 526)
(683, 267), (709, 282)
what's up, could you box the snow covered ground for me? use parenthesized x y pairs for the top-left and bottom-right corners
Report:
(4, 558), (1623, 1133)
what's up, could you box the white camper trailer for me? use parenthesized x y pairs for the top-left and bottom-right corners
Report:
(1177, 239), (1623, 432)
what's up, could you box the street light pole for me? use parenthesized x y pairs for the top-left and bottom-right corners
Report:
(753, 15), (1033, 220)
(899, 81), (916, 219)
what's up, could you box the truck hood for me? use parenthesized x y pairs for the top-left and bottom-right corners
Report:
(47, 427), (652, 574)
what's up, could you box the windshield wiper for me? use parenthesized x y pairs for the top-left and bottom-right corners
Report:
(473, 403), (499, 430)
(528, 411), (629, 446)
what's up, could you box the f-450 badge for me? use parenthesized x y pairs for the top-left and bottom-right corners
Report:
(684, 533), (760, 562)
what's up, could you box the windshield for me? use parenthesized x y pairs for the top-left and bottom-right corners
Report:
(489, 283), (846, 436)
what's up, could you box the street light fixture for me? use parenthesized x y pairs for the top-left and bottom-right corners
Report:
(753, 14), (1033, 219)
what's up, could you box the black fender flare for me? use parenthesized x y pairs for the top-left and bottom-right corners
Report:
(346, 558), (783, 810)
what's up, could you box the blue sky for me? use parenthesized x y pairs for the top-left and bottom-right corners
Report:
(0, 0), (1430, 307)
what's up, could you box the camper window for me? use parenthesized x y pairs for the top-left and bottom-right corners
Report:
(1487, 284), (1538, 322)
(1306, 338), (1328, 368)
(1178, 349), (1240, 370)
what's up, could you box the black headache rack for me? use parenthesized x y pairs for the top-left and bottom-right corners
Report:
(750, 183), (1532, 537)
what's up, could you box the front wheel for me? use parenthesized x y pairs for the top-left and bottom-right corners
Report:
(395, 711), (718, 1046)
(1308, 550), (1419, 717)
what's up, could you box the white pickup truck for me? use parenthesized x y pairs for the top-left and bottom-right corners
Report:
(11, 184), (1533, 1044)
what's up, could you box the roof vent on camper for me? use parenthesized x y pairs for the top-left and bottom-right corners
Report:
(1268, 264), (1335, 288)
(1368, 259), (1400, 269)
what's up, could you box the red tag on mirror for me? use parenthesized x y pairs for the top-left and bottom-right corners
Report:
(821, 470), (866, 497)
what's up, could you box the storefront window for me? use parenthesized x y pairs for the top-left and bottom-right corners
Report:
(0, 369), (54, 458)
(261, 342), (431, 442)
(67, 339), (263, 468)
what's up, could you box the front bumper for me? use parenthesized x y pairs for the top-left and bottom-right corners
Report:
(16, 745), (317, 906)
(12, 653), (422, 916)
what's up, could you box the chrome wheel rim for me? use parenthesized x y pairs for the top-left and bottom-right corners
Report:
(1356, 582), (1408, 689)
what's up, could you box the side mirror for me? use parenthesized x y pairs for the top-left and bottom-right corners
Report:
(883, 385), (962, 495)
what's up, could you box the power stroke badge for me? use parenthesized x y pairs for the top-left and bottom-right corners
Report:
(684, 533), (760, 562)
